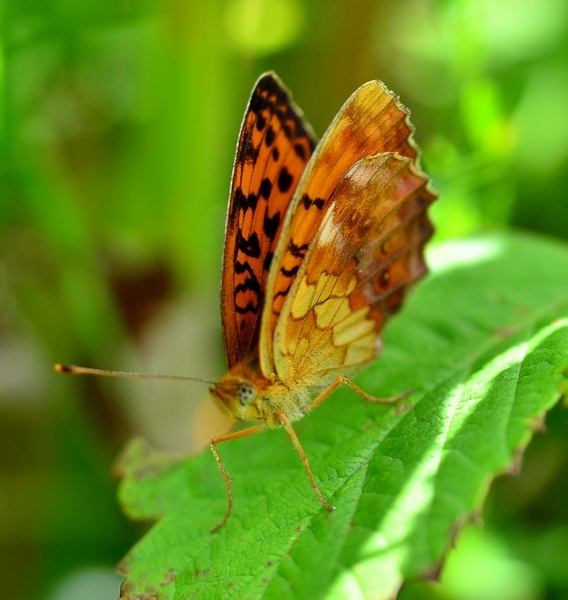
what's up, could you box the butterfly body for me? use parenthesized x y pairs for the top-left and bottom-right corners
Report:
(211, 368), (308, 427)
(208, 72), (437, 530)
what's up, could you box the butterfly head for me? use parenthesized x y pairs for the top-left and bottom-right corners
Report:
(210, 373), (262, 421)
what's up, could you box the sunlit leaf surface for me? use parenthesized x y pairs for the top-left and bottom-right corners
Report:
(117, 232), (568, 599)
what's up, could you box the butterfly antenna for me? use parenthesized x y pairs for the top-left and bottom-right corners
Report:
(54, 364), (216, 385)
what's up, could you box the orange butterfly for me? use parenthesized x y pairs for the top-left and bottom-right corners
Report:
(209, 72), (436, 530)
(56, 72), (436, 532)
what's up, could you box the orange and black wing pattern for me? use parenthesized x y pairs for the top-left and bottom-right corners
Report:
(221, 73), (316, 369)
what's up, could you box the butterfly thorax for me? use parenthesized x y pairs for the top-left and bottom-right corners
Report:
(210, 364), (309, 428)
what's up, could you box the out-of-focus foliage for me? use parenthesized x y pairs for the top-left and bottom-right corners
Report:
(0, 0), (566, 599)
(373, 0), (568, 240)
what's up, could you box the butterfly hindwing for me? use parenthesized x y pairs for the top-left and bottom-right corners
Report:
(222, 73), (317, 368)
(273, 153), (436, 387)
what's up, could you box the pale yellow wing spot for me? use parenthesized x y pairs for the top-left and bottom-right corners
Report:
(332, 306), (374, 347)
(291, 272), (331, 320)
(314, 296), (352, 329)
(290, 278), (316, 320)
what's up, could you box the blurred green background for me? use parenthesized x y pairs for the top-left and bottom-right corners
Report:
(1, 0), (567, 598)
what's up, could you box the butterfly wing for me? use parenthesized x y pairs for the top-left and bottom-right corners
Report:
(221, 73), (317, 368)
(273, 153), (436, 388)
(260, 80), (422, 377)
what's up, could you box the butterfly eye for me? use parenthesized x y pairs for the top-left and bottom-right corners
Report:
(239, 382), (256, 405)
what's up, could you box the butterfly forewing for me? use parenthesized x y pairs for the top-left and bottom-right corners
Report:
(273, 153), (436, 388)
(222, 73), (317, 368)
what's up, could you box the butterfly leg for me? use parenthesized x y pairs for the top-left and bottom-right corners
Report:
(210, 424), (264, 532)
(304, 376), (412, 414)
(276, 411), (335, 513)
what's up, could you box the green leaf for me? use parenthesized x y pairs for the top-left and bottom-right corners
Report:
(116, 232), (568, 600)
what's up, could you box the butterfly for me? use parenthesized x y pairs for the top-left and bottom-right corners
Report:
(208, 72), (437, 531)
